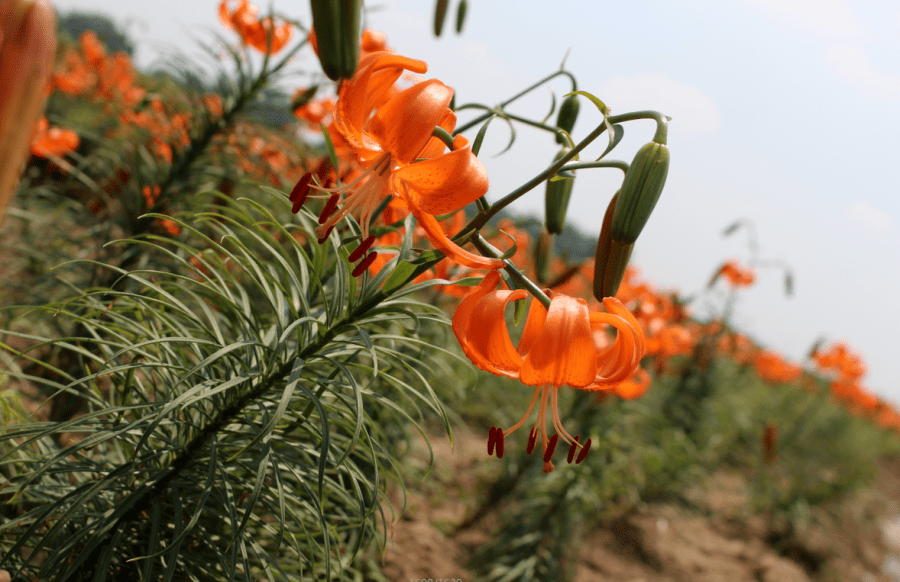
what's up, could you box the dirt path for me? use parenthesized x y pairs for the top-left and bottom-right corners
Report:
(381, 431), (900, 582)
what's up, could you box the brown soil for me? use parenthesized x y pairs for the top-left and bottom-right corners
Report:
(381, 430), (900, 582)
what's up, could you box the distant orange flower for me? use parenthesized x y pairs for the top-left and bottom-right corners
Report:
(294, 51), (503, 271)
(710, 259), (755, 288)
(453, 271), (646, 472)
(219, 0), (292, 54)
(752, 350), (802, 384)
(29, 116), (79, 158)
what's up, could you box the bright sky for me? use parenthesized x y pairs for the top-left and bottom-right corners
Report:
(50, 0), (900, 402)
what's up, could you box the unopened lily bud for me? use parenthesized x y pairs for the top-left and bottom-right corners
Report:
(535, 227), (553, 284)
(594, 191), (634, 300)
(555, 94), (580, 145)
(433, 0), (449, 36)
(0, 0), (57, 227)
(544, 148), (574, 235)
(455, 0), (468, 34)
(310, 0), (362, 81)
(610, 141), (669, 244)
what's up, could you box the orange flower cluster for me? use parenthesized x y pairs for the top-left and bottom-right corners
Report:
(219, 0), (292, 54)
(616, 266), (695, 370)
(53, 31), (145, 105)
(30, 116), (79, 158)
(751, 350), (802, 384)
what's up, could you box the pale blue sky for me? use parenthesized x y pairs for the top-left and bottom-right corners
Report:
(51, 0), (900, 402)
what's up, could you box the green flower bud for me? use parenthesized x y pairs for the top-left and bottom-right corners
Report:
(433, 0), (449, 36)
(310, 0), (362, 81)
(455, 0), (468, 34)
(611, 141), (669, 244)
(594, 191), (634, 300)
(544, 148), (575, 235)
(555, 94), (580, 145)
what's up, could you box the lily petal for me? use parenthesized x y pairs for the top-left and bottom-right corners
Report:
(368, 79), (453, 165)
(393, 136), (488, 216)
(520, 295), (598, 388)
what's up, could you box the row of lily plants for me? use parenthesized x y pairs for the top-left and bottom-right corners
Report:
(0, 1), (897, 580)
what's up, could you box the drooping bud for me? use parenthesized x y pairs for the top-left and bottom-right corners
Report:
(610, 141), (670, 244)
(433, 0), (449, 36)
(544, 148), (575, 235)
(309, 0), (362, 81)
(0, 0), (57, 226)
(593, 191), (634, 300)
(555, 94), (580, 145)
(455, 0), (468, 34)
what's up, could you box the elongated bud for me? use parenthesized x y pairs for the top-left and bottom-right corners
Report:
(594, 191), (634, 300)
(555, 94), (580, 145)
(0, 0), (57, 227)
(535, 227), (553, 284)
(611, 141), (669, 243)
(310, 0), (362, 81)
(433, 0), (449, 36)
(455, 0), (468, 34)
(544, 148), (575, 235)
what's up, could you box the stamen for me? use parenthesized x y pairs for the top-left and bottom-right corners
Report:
(575, 438), (592, 464)
(289, 173), (313, 213)
(503, 386), (542, 437)
(487, 426), (505, 458)
(543, 434), (559, 463)
(550, 386), (578, 445)
(487, 427), (498, 456)
(348, 235), (377, 262)
(526, 427), (538, 454)
(567, 435), (581, 464)
(351, 252), (378, 276)
(319, 194), (340, 224)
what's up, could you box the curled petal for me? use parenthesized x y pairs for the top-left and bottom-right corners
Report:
(406, 196), (503, 270)
(453, 271), (527, 377)
(368, 79), (453, 165)
(334, 52), (428, 154)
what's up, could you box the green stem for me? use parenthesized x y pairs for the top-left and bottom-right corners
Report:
(607, 110), (669, 144)
(472, 235), (551, 309)
(453, 70), (577, 135)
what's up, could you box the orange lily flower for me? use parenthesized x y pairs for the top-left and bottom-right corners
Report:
(219, 0), (292, 54)
(453, 271), (645, 472)
(752, 349), (802, 384)
(709, 259), (755, 288)
(30, 116), (79, 158)
(299, 51), (503, 270)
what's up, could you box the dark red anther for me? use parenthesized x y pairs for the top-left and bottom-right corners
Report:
(487, 426), (505, 458)
(487, 427), (497, 456)
(575, 438), (591, 464)
(543, 434), (559, 464)
(351, 252), (378, 276)
(317, 224), (336, 244)
(526, 427), (538, 454)
(318, 194), (340, 224)
(348, 235), (377, 262)
(567, 435), (581, 464)
(496, 429), (504, 458)
(289, 173), (313, 213)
